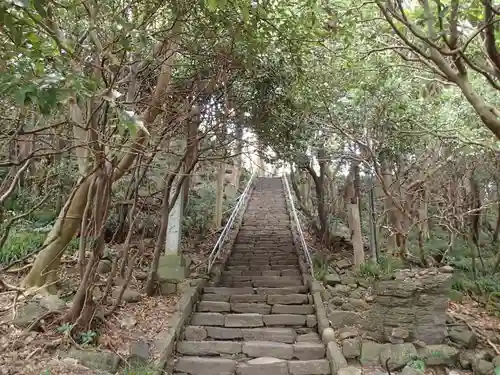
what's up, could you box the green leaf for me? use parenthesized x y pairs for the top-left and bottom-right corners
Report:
(494, 367), (500, 375)
(207, 0), (217, 12)
(240, 2), (249, 23)
(33, 0), (47, 18)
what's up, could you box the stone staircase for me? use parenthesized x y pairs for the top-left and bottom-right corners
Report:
(172, 178), (330, 375)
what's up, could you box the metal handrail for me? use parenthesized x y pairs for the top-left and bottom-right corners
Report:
(207, 170), (257, 273)
(282, 174), (314, 278)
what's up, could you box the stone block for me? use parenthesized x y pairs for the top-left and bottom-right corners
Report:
(337, 366), (362, 375)
(177, 341), (242, 356)
(449, 327), (477, 349)
(417, 344), (459, 366)
(175, 356), (237, 375)
(294, 342), (325, 360)
(159, 281), (177, 295)
(231, 302), (271, 314)
(198, 301), (231, 312)
(256, 286), (307, 295)
(225, 313), (264, 327)
(204, 287), (255, 295)
(243, 341), (294, 359)
(236, 357), (289, 375)
(263, 314), (306, 326)
(203, 294), (230, 302)
(297, 332), (321, 343)
(206, 327), (243, 339)
(242, 327), (297, 343)
(65, 348), (121, 374)
(158, 253), (186, 282)
(288, 360), (331, 375)
(306, 315), (317, 328)
(231, 294), (267, 303)
(191, 312), (225, 326)
(183, 326), (207, 341)
(327, 310), (362, 329)
(327, 341), (348, 374)
(379, 343), (418, 371)
(360, 341), (387, 365)
(267, 294), (308, 305)
(128, 340), (149, 365)
(342, 338), (361, 359)
(272, 304), (314, 315)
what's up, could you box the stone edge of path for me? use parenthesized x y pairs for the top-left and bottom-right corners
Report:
(153, 183), (255, 374)
(153, 278), (206, 375)
(281, 177), (349, 375)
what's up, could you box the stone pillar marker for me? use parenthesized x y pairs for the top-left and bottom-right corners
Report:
(157, 182), (188, 293)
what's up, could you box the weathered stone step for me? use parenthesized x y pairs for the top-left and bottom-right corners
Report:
(174, 357), (331, 375)
(176, 341), (325, 360)
(229, 254), (298, 259)
(221, 278), (303, 288)
(203, 286), (308, 296)
(227, 259), (299, 265)
(174, 356), (237, 375)
(190, 312), (311, 328)
(201, 293), (310, 305)
(184, 326), (298, 343)
(226, 260), (299, 267)
(197, 300), (314, 314)
(222, 270), (301, 278)
(226, 265), (301, 271)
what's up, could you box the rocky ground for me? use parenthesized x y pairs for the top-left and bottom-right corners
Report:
(317, 249), (500, 375)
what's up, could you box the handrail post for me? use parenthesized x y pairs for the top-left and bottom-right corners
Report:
(207, 171), (257, 273)
(282, 174), (314, 278)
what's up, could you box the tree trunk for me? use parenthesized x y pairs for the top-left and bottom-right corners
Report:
(21, 176), (93, 292)
(21, 20), (181, 291)
(493, 181), (500, 243)
(347, 160), (364, 270)
(232, 122), (243, 189)
(183, 117), (199, 210)
(380, 159), (398, 252)
(213, 161), (225, 229)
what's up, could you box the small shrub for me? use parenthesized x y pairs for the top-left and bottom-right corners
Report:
(312, 254), (330, 280)
(183, 182), (236, 237)
(357, 260), (381, 278)
(0, 230), (45, 264)
(123, 366), (155, 375)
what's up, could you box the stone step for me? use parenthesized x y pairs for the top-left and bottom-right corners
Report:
(255, 286), (308, 295)
(176, 341), (325, 360)
(174, 357), (331, 375)
(226, 260), (299, 266)
(183, 326), (298, 343)
(229, 255), (298, 260)
(203, 286), (309, 296)
(297, 332), (321, 343)
(222, 281), (303, 288)
(227, 261), (298, 267)
(221, 279), (303, 288)
(190, 312), (311, 328)
(198, 301), (313, 315)
(202, 293), (310, 304)
(222, 270), (301, 278)
(288, 359), (331, 375)
(174, 356), (237, 375)
(226, 265), (301, 271)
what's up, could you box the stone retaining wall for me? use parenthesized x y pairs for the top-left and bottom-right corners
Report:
(363, 269), (452, 345)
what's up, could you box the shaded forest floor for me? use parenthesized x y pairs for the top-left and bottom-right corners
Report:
(0, 232), (219, 375)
